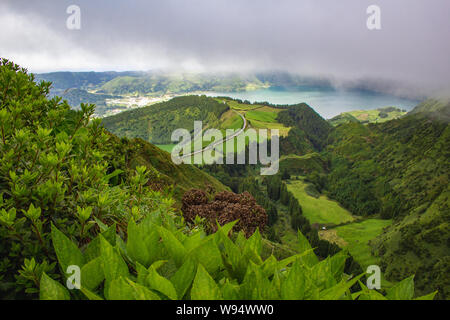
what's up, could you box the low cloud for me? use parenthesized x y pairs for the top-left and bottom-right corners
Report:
(1, 0), (449, 97)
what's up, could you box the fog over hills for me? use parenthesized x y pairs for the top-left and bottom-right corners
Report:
(2, 0), (450, 99)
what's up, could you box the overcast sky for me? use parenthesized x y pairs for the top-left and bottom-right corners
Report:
(1, 0), (449, 95)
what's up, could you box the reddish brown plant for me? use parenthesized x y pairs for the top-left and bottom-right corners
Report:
(181, 189), (267, 238)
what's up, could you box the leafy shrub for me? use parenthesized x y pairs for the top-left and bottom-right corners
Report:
(0, 59), (172, 298)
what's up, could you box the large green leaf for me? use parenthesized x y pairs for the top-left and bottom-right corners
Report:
(191, 264), (222, 300)
(221, 280), (240, 300)
(146, 266), (178, 300)
(108, 277), (136, 300)
(100, 235), (129, 285)
(108, 276), (161, 300)
(415, 291), (438, 300)
(157, 226), (187, 267)
(280, 259), (306, 300)
(80, 257), (104, 290)
(216, 229), (247, 282)
(84, 223), (117, 261)
(170, 258), (197, 299)
(126, 219), (160, 267)
(187, 237), (222, 275)
(310, 257), (337, 290)
(354, 281), (387, 300)
(296, 231), (318, 267)
(328, 250), (347, 281)
(386, 275), (415, 300)
(246, 229), (262, 255)
(80, 287), (104, 300)
(51, 223), (84, 273)
(126, 279), (162, 300)
(40, 272), (70, 300)
(240, 262), (272, 300)
(319, 274), (363, 300)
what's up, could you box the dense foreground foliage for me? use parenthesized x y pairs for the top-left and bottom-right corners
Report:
(42, 216), (435, 300)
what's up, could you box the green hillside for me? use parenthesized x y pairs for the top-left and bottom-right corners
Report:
(408, 98), (450, 122)
(322, 102), (450, 299)
(329, 107), (407, 126)
(98, 73), (268, 95)
(278, 153), (328, 175)
(277, 103), (332, 154)
(101, 95), (229, 144)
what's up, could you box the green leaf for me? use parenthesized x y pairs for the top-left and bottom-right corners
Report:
(386, 275), (415, 300)
(216, 229), (247, 282)
(187, 237), (222, 275)
(191, 264), (222, 300)
(281, 259), (306, 300)
(146, 266), (178, 300)
(100, 235), (129, 285)
(217, 220), (238, 237)
(246, 228), (262, 256)
(81, 257), (104, 290)
(40, 272), (70, 300)
(80, 287), (104, 300)
(415, 291), (437, 300)
(125, 279), (161, 300)
(51, 223), (84, 274)
(83, 224), (116, 261)
(108, 277), (161, 300)
(136, 262), (150, 286)
(108, 277), (136, 300)
(221, 280), (240, 300)
(157, 226), (187, 268)
(170, 258), (197, 299)
(354, 281), (387, 300)
(310, 257), (337, 290)
(328, 250), (347, 281)
(320, 274), (363, 300)
(296, 231), (318, 267)
(127, 219), (160, 267)
(104, 169), (123, 182)
(240, 262), (272, 299)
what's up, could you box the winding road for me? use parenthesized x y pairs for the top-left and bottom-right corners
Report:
(181, 110), (247, 158)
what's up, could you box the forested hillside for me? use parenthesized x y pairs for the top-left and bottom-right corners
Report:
(101, 96), (229, 144)
(277, 103), (332, 154)
(322, 105), (450, 298)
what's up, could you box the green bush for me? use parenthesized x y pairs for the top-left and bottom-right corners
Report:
(0, 59), (172, 298)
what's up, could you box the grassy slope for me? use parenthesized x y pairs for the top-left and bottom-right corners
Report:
(126, 137), (228, 201)
(333, 219), (392, 268)
(329, 107), (407, 126)
(285, 178), (355, 225)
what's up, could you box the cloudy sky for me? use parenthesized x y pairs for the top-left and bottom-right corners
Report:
(1, 0), (449, 95)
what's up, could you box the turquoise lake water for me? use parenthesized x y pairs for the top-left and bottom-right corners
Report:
(205, 86), (419, 119)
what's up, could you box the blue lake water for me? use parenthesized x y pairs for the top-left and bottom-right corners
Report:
(205, 86), (419, 119)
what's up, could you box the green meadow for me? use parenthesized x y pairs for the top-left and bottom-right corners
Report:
(245, 109), (279, 123)
(286, 179), (355, 225)
(333, 219), (392, 268)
